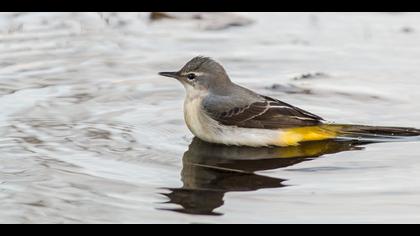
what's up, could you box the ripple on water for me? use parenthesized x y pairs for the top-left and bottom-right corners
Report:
(1, 12), (420, 223)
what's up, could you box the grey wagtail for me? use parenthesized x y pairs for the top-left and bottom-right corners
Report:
(159, 56), (420, 147)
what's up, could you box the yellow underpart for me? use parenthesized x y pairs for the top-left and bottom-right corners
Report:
(278, 125), (342, 146)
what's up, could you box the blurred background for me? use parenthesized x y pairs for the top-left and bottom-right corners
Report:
(1, 12), (420, 223)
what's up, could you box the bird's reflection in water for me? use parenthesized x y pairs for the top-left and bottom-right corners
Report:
(160, 138), (369, 216)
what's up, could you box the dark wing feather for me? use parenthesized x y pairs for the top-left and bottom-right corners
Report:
(205, 95), (323, 129)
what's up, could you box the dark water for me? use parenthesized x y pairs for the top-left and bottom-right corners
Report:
(1, 12), (420, 223)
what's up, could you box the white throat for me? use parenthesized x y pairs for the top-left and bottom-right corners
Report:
(183, 86), (209, 138)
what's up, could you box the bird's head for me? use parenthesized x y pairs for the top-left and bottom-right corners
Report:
(159, 56), (231, 94)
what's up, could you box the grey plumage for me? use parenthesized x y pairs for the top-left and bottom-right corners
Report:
(159, 56), (420, 146)
(179, 56), (227, 76)
(160, 56), (323, 130)
(203, 95), (323, 129)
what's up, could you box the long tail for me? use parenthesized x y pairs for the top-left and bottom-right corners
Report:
(279, 124), (420, 146)
(325, 124), (420, 142)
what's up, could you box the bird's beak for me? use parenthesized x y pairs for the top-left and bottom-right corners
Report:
(158, 71), (179, 79)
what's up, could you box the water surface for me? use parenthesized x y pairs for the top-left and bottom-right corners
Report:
(1, 12), (420, 223)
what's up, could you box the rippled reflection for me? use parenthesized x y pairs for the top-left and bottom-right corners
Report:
(160, 138), (369, 215)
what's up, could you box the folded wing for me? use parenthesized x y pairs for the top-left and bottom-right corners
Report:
(204, 95), (323, 129)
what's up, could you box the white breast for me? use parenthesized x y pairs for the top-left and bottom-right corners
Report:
(183, 91), (281, 147)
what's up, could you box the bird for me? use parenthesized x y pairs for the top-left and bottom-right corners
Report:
(159, 56), (420, 147)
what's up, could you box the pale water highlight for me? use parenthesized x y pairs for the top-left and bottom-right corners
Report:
(1, 12), (420, 223)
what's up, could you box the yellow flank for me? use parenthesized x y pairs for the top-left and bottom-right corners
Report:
(277, 125), (341, 146)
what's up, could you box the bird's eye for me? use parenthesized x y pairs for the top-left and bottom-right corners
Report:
(187, 73), (196, 80)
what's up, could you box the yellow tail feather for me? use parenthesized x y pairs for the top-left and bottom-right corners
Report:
(277, 124), (420, 146)
(278, 125), (341, 146)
